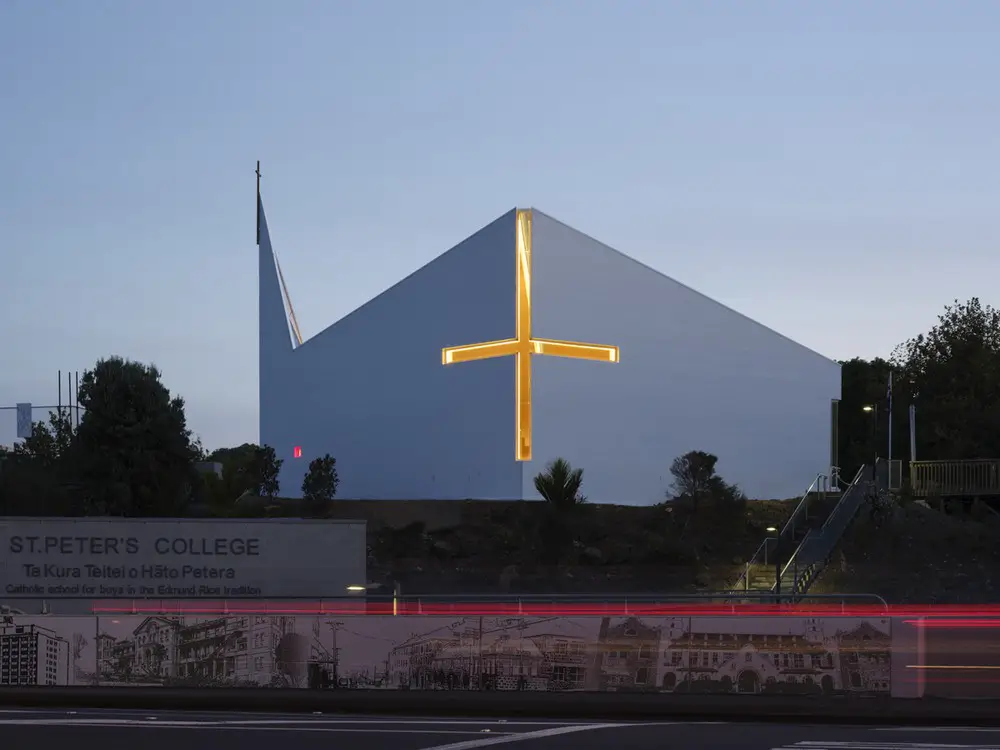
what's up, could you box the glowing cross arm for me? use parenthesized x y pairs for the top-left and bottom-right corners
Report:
(530, 339), (620, 363)
(442, 339), (519, 365)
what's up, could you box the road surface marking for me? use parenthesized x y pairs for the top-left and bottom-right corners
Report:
(0, 719), (514, 735)
(421, 723), (632, 750)
(154, 718), (584, 726)
(782, 741), (1000, 749)
(0, 713), (587, 726)
(876, 729), (1000, 734)
(0, 717), (572, 728)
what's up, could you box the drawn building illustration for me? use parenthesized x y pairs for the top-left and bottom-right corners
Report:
(837, 621), (891, 693)
(387, 619), (587, 691)
(587, 617), (663, 692)
(95, 632), (115, 672)
(478, 634), (546, 691)
(134, 616), (180, 680)
(92, 615), (338, 687)
(528, 633), (590, 690)
(658, 617), (891, 695)
(389, 624), (480, 690)
(0, 623), (69, 686)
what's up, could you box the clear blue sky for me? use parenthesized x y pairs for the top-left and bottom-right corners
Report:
(2, 0), (998, 451)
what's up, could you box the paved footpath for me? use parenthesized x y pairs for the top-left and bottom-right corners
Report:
(2, 709), (1000, 749)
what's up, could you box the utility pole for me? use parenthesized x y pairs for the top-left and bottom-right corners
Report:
(774, 540), (781, 605)
(872, 404), (879, 478)
(325, 620), (342, 688)
(887, 371), (893, 464)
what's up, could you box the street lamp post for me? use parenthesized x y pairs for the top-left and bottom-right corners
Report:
(765, 526), (780, 604)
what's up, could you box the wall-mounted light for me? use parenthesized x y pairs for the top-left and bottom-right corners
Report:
(293, 446), (302, 459)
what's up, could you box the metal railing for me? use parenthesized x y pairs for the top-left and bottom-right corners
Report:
(728, 473), (829, 594)
(770, 465), (868, 603)
(779, 472), (830, 540)
(910, 459), (1000, 497)
(1, 591), (891, 618)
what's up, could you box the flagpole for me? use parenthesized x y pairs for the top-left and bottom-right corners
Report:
(887, 370), (893, 463)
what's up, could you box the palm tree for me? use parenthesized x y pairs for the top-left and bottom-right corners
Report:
(533, 458), (586, 512)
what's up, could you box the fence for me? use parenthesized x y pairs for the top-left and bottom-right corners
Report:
(910, 459), (1000, 497)
(3, 591), (891, 618)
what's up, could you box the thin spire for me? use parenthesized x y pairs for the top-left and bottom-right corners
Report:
(256, 169), (305, 350)
(275, 253), (304, 347)
(255, 160), (262, 246)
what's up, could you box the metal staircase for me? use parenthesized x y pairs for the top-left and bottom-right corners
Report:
(727, 466), (868, 603)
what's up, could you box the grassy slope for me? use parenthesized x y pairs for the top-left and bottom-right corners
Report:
(251, 495), (999, 602)
(812, 501), (1000, 604)
(355, 498), (797, 595)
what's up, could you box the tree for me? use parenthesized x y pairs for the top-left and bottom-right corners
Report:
(13, 410), (74, 466)
(533, 458), (587, 564)
(668, 450), (718, 508)
(668, 450), (745, 513)
(73, 357), (201, 516)
(208, 444), (259, 482)
(837, 357), (893, 478)
(533, 458), (586, 512)
(891, 298), (1000, 461)
(246, 445), (283, 499)
(0, 411), (77, 516)
(201, 443), (266, 506)
(190, 437), (207, 461)
(301, 454), (339, 517)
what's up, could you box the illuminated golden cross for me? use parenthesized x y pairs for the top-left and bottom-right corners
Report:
(442, 209), (620, 462)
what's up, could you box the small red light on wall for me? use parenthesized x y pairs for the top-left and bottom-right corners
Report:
(293, 446), (302, 459)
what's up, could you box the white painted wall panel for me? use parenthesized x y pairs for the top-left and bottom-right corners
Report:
(259, 205), (840, 504)
(260, 209), (522, 500)
(524, 212), (841, 503)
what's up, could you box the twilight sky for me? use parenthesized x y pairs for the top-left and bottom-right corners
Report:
(1, 0), (998, 451)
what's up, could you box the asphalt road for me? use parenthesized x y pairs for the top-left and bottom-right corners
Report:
(2, 709), (1000, 749)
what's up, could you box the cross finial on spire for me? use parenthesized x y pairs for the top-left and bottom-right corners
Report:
(256, 160), (262, 246)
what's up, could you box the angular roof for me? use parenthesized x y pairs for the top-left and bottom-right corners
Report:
(258, 200), (837, 366)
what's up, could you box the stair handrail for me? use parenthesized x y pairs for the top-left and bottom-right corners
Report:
(819, 465), (867, 535)
(779, 473), (825, 541)
(729, 537), (773, 593)
(727, 472), (828, 595)
(772, 465), (867, 600)
(773, 529), (813, 594)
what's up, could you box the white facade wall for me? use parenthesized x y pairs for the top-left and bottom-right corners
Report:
(526, 212), (841, 503)
(259, 205), (840, 503)
(260, 205), (522, 499)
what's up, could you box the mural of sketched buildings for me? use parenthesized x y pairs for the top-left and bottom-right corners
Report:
(1, 613), (891, 693)
(0, 622), (71, 686)
(656, 616), (892, 695)
(370, 615), (892, 695)
(382, 617), (595, 692)
(91, 616), (340, 688)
